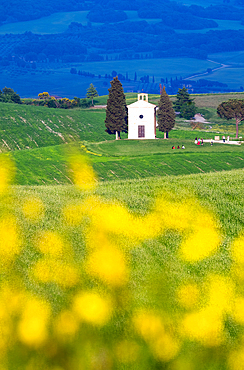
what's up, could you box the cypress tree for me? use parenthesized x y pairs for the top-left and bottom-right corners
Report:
(157, 86), (175, 139)
(173, 87), (196, 119)
(105, 77), (128, 139)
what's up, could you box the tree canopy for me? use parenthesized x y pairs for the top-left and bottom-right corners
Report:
(105, 77), (128, 139)
(217, 99), (244, 138)
(157, 86), (175, 138)
(0, 87), (22, 104)
(86, 83), (98, 106)
(173, 87), (196, 119)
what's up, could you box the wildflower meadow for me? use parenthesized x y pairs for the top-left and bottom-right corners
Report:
(1, 151), (244, 370)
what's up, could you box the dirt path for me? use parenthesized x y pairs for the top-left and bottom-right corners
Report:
(184, 60), (230, 81)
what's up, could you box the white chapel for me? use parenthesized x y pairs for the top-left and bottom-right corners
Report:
(128, 93), (157, 139)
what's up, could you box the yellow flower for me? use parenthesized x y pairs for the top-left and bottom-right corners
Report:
(151, 332), (180, 362)
(0, 157), (14, 194)
(179, 215), (221, 262)
(133, 312), (164, 341)
(22, 196), (44, 222)
(133, 311), (180, 361)
(232, 297), (244, 324)
(228, 347), (244, 370)
(62, 203), (83, 225)
(207, 274), (234, 315)
(73, 291), (112, 326)
(181, 307), (224, 347)
(0, 216), (21, 263)
(177, 283), (200, 309)
(86, 243), (128, 286)
(69, 154), (97, 191)
(232, 234), (244, 263)
(54, 310), (79, 339)
(32, 258), (79, 288)
(18, 297), (50, 347)
(36, 231), (64, 257)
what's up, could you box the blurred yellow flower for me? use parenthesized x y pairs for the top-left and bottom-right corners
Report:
(153, 198), (193, 232)
(36, 231), (64, 257)
(0, 216), (21, 263)
(54, 310), (79, 339)
(133, 311), (180, 361)
(69, 155), (97, 191)
(179, 219), (221, 262)
(232, 297), (244, 324)
(232, 234), (244, 264)
(177, 283), (200, 309)
(22, 196), (44, 222)
(86, 243), (128, 286)
(18, 297), (50, 347)
(228, 347), (244, 370)
(62, 203), (83, 225)
(133, 312), (164, 342)
(181, 307), (224, 346)
(0, 157), (14, 194)
(151, 332), (180, 362)
(32, 258), (79, 288)
(207, 274), (234, 314)
(73, 291), (111, 326)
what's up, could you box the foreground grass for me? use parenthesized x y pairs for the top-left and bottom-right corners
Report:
(2, 168), (244, 369)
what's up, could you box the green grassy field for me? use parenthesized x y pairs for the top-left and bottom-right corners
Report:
(7, 138), (244, 185)
(1, 92), (244, 368)
(2, 167), (244, 368)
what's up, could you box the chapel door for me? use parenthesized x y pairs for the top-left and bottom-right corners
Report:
(138, 125), (145, 138)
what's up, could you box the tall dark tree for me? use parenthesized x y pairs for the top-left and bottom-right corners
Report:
(105, 77), (128, 140)
(174, 87), (196, 119)
(86, 83), (98, 106)
(217, 99), (244, 138)
(157, 86), (175, 139)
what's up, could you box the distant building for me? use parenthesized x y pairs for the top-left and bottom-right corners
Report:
(128, 94), (157, 139)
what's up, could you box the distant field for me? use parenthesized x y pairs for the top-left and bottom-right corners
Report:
(61, 58), (220, 81)
(188, 66), (244, 90)
(0, 57), (221, 99)
(209, 51), (244, 64)
(0, 10), (161, 35)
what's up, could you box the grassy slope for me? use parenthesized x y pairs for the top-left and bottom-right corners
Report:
(0, 103), (113, 152)
(8, 138), (244, 185)
(1, 93), (244, 185)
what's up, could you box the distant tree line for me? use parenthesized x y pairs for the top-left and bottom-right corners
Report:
(0, 88), (93, 109)
(23, 94), (92, 109)
(3, 22), (244, 64)
(2, 0), (243, 26)
(0, 0), (93, 25)
(86, 7), (127, 23)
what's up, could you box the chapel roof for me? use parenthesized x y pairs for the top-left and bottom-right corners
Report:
(128, 93), (157, 108)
